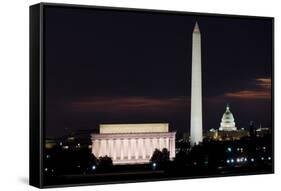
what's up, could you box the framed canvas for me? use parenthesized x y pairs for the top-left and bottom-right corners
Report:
(30, 2), (274, 188)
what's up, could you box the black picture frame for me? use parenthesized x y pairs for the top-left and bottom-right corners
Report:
(30, 2), (274, 188)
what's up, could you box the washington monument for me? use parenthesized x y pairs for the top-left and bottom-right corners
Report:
(190, 22), (203, 146)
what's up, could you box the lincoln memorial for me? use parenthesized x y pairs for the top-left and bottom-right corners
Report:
(91, 123), (176, 165)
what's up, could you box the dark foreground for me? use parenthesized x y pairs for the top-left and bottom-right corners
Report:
(44, 162), (273, 187)
(43, 135), (273, 187)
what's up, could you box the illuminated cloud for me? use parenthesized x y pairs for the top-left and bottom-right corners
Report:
(70, 96), (188, 113)
(224, 78), (271, 99)
(256, 78), (271, 89)
(225, 90), (271, 99)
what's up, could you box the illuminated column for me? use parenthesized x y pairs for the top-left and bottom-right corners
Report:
(108, 139), (111, 157)
(165, 137), (169, 150)
(129, 138), (135, 159)
(127, 139), (131, 160)
(135, 138), (137, 159)
(169, 138), (172, 155)
(190, 21), (203, 147)
(104, 139), (107, 156)
(157, 137), (160, 150)
(112, 139), (116, 160)
(134, 138), (137, 160)
(92, 140), (96, 157)
(159, 137), (164, 150)
(124, 138), (129, 160)
(125, 139), (128, 160)
(97, 140), (101, 157)
(102, 139), (106, 156)
(106, 139), (109, 156)
(141, 138), (146, 159)
(151, 138), (154, 156)
(152, 138), (157, 153)
(100, 140), (104, 156)
(116, 139), (120, 160)
(170, 137), (175, 158)
(120, 139), (124, 160)
(146, 138), (151, 158)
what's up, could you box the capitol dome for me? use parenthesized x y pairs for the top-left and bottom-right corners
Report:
(219, 104), (237, 131)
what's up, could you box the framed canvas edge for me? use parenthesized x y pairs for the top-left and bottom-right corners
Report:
(29, 3), (44, 188)
(29, 2), (275, 188)
(39, 2), (274, 20)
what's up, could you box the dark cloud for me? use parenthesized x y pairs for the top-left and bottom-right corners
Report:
(224, 78), (271, 99)
(69, 96), (188, 113)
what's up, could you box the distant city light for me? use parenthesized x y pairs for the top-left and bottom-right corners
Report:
(251, 158), (255, 162)
(46, 154), (51, 159)
(237, 148), (240, 151)
(227, 147), (232, 152)
(231, 159), (234, 163)
(152, 162), (157, 169)
(261, 157), (264, 160)
(92, 165), (96, 170)
(268, 157), (271, 160)
(234, 157), (247, 163)
(63, 145), (69, 149)
(209, 128), (216, 132)
(44, 168), (48, 172)
(226, 160), (230, 164)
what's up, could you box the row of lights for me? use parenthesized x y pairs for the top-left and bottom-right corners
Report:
(237, 148), (243, 152)
(227, 147), (244, 153)
(261, 156), (271, 161)
(226, 157), (247, 164)
(226, 156), (272, 164)
(228, 146), (269, 153)
(44, 167), (54, 173)
(61, 144), (84, 150)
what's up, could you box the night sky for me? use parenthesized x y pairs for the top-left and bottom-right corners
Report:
(44, 6), (273, 138)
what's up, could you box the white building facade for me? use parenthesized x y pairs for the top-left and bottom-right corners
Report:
(91, 123), (176, 165)
(219, 104), (237, 131)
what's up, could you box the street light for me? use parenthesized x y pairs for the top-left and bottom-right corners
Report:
(152, 162), (157, 170)
(92, 165), (96, 171)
